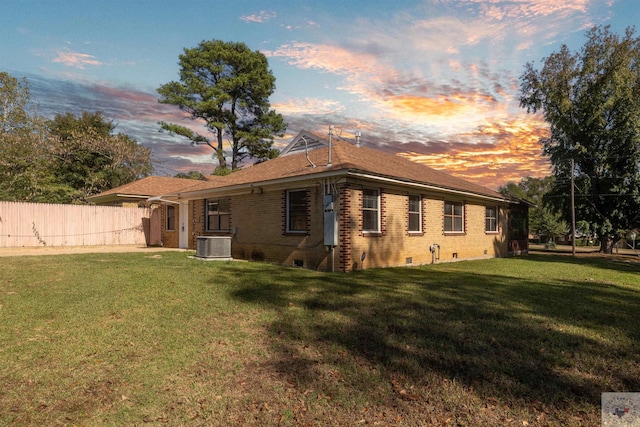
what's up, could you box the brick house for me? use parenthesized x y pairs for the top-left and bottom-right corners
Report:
(87, 176), (211, 247)
(146, 131), (528, 271)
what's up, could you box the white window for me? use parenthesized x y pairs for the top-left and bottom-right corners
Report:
(486, 206), (499, 233)
(362, 188), (380, 232)
(206, 198), (230, 232)
(444, 201), (464, 233)
(286, 189), (307, 232)
(408, 195), (422, 233)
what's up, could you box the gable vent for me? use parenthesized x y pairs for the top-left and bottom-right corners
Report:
(196, 236), (232, 260)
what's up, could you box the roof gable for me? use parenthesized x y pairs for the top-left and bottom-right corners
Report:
(280, 131), (327, 156)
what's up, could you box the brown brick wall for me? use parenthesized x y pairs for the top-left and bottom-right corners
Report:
(345, 187), (509, 271)
(181, 180), (510, 272)
(235, 185), (331, 269)
(190, 199), (206, 249)
(161, 205), (179, 248)
(189, 182), (334, 270)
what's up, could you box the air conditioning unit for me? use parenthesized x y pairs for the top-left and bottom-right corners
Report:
(196, 236), (232, 260)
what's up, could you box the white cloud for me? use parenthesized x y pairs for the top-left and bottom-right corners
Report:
(272, 98), (345, 115)
(240, 10), (276, 23)
(52, 49), (102, 69)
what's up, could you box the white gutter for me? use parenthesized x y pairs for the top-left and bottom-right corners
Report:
(87, 193), (147, 202)
(146, 196), (181, 205)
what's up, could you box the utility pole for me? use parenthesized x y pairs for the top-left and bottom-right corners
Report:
(571, 158), (576, 256)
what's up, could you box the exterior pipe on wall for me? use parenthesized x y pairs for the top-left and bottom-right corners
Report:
(430, 243), (441, 264)
(327, 125), (334, 167)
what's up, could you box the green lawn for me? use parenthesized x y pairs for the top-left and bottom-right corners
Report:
(1, 252), (638, 426)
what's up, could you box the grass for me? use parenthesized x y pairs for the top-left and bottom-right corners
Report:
(0, 252), (638, 426)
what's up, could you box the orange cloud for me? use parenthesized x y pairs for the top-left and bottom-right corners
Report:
(384, 95), (465, 118)
(382, 91), (500, 123)
(266, 39), (511, 135)
(398, 114), (552, 189)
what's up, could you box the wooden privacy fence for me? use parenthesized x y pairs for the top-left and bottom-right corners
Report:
(0, 201), (150, 248)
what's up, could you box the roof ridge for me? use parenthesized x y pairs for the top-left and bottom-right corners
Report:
(325, 139), (503, 198)
(176, 136), (504, 200)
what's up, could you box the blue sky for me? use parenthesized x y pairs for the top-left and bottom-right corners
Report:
(2, 0), (637, 188)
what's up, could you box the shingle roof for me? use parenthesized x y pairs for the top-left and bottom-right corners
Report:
(87, 176), (205, 201)
(177, 136), (506, 201)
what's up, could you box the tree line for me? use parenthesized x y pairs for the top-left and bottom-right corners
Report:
(499, 176), (588, 246)
(0, 40), (287, 203)
(0, 72), (152, 204)
(518, 26), (640, 253)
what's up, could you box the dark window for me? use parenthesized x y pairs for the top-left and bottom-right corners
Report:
(286, 190), (307, 232)
(510, 210), (528, 241)
(408, 195), (422, 232)
(166, 205), (176, 231)
(206, 198), (230, 231)
(444, 201), (464, 232)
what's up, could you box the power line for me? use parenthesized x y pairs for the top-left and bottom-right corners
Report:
(545, 193), (639, 198)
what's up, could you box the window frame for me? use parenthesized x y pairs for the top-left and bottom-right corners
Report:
(166, 205), (176, 231)
(443, 201), (464, 233)
(286, 189), (308, 233)
(205, 198), (231, 232)
(485, 206), (499, 233)
(408, 194), (422, 233)
(362, 188), (381, 233)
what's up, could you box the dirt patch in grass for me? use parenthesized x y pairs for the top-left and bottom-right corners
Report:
(577, 252), (640, 266)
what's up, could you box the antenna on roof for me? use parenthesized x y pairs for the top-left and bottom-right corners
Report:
(355, 130), (362, 147)
(332, 127), (349, 142)
(327, 125), (334, 167)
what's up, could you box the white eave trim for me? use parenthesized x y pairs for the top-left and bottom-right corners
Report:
(172, 168), (349, 200)
(160, 167), (511, 204)
(347, 171), (511, 203)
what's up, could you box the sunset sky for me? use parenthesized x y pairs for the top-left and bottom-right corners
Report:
(2, 0), (637, 189)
